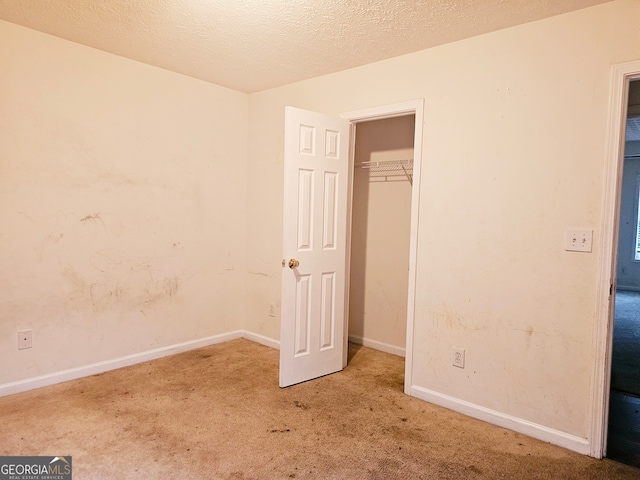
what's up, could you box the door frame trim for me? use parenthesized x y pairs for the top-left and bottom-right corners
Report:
(341, 99), (425, 394)
(591, 60), (640, 458)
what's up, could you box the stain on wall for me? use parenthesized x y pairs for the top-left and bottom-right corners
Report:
(84, 249), (179, 312)
(1, 19), (249, 387)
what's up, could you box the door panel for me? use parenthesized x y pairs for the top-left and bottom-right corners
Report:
(295, 275), (311, 355)
(280, 106), (350, 387)
(320, 272), (335, 350)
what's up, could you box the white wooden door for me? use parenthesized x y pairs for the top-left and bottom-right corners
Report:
(279, 106), (351, 388)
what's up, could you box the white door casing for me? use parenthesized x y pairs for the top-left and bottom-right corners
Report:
(342, 100), (424, 394)
(279, 106), (350, 388)
(591, 60), (640, 458)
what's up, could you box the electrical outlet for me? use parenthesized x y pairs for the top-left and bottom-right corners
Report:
(452, 347), (465, 368)
(268, 304), (276, 317)
(18, 330), (32, 350)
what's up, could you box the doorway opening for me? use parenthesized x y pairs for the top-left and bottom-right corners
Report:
(607, 79), (640, 468)
(592, 59), (640, 460)
(278, 101), (423, 390)
(342, 100), (424, 394)
(347, 115), (415, 380)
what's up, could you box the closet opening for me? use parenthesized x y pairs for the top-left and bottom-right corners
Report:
(347, 114), (416, 376)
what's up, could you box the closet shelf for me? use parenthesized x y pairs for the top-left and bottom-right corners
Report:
(355, 159), (413, 185)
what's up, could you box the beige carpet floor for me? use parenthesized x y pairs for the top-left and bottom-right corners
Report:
(0, 338), (637, 479)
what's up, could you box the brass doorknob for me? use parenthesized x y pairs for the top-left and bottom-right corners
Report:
(288, 258), (300, 269)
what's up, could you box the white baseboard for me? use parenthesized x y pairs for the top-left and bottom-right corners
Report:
(0, 330), (277, 398)
(409, 385), (590, 455)
(0, 330), (592, 456)
(242, 331), (280, 350)
(348, 334), (405, 357)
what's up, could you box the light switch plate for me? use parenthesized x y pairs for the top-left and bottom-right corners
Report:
(566, 229), (593, 252)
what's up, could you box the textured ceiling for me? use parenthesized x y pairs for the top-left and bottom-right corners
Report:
(0, 0), (612, 93)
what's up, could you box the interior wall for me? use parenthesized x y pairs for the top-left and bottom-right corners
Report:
(616, 142), (640, 290)
(349, 116), (414, 353)
(0, 20), (249, 386)
(245, 0), (640, 444)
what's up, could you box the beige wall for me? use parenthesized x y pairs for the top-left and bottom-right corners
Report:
(349, 116), (414, 352)
(0, 20), (249, 385)
(246, 0), (640, 442)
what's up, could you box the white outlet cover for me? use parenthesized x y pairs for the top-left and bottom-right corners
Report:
(565, 229), (593, 253)
(18, 330), (32, 350)
(452, 347), (465, 368)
